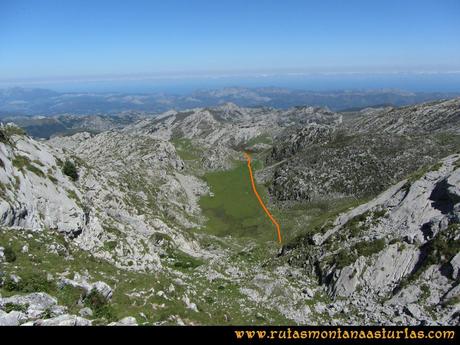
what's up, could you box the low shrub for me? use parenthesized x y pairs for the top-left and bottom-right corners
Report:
(62, 160), (79, 181)
(3, 246), (17, 262)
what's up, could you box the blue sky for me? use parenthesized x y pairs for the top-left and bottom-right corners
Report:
(1, 0), (459, 82)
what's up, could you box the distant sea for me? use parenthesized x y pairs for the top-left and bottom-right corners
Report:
(2, 73), (460, 94)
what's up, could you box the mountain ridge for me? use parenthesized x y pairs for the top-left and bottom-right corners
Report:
(1, 86), (459, 116)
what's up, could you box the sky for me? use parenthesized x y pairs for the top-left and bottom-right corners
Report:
(0, 0), (459, 90)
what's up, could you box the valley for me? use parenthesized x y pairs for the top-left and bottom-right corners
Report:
(1, 98), (459, 326)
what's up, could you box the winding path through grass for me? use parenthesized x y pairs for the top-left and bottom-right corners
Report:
(244, 152), (282, 244)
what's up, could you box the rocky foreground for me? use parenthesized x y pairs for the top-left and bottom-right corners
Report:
(1, 98), (459, 325)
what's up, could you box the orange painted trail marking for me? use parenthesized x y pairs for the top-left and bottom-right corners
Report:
(243, 152), (282, 244)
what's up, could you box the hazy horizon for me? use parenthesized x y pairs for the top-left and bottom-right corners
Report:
(2, 0), (459, 91)
(2, 71), (460, 94)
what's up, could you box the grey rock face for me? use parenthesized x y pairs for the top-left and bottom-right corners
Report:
(108, 316), (138, 326)
(0, 292), (57, 311)
(0, 311), (27, 326)
(58, 275), (112, 300)
(449, 253), (460, 280)
(443, 284), (460, 304)
(287, 154), (460, 325)
(0, 293), (66, 322)
(328, 257), (362, 298)
(268, 98), (460, 203)
(47, 129), (205, 270)
(78, 307), (93, 317)
(404, 304), (424, 320)
(33, 314), (92, 326)
(269, 132), (459, 203)
(0, 133), (91, 238)
(348, 98), (460, 135)
(91, 281), (113, 300)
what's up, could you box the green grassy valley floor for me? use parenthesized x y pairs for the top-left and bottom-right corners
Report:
(199, 159), (277, 242)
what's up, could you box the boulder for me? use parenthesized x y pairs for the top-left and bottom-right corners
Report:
(302, 287), (314, 298)
(108, 316), (138, 326)
(404, 304), (423, 320)
(0, 311), (27, 326)
(329, 257), (365, 298)
(34, 314), (92, 326)
(449, 252), (460, 280)
(443, 284), (460, 304)
(58, 275), (112, 300)
(0, 292), (57, 311)
(0, 292), (64, 320)
(91, 281), (113, 300)
(79, 307), (93, 317)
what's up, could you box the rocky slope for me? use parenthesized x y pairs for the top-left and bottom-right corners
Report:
(0, 124), (89, 237)
(283, 154), (460, 325)
(266, 98), (460, 203)
(4, 112), (146, 139)
(347, 98), (460, 134)
(129, 103), (341, 170)
(48, 131), (211, 271)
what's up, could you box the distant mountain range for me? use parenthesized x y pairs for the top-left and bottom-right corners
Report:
(1, 86), (459, 116)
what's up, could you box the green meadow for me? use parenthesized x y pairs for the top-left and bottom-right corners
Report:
(198, 159), (278, 242)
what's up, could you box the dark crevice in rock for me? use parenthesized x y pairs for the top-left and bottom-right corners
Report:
(430, 179), (455, 215)
(420, 222), (435, 241)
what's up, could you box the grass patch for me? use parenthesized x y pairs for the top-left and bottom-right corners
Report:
(103, 241), (117, 251)
(1, 125), (26, 141)
(56, 285), (85, 314)
(12, 155), (30, 170)
(3, 302), (29, 313)
(168, 250), (204, 270)
(3, 245), (17, 262)
(198, 159), (274, 241)
(26, 164), (45, 178)
(420, 284), (431, 301)
(404, 161), (444, 188)
(32, 159), (45, 167)
(284, 197), (370, 251)
(84, 289), (117, 322)
(334, 238), (386, 269)
(343, 212), (370, 237)
(244, 134), (273, 147)
(0, 228), (294, 325)
(3, 271), (54, 293)
(11, 155), (45, 178)
(47, 174), (58, 184)
(171, 138), (201, 161)
(397, 223), (460, 292)
(444, 295), (460, 306)
(67, 190), (83, 207)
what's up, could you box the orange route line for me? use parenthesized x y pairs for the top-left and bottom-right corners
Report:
(243, 152), (282, 244)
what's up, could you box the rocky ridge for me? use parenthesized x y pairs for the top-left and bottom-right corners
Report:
(266, 98), (460, 203)
(283, 154), (460, 325)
